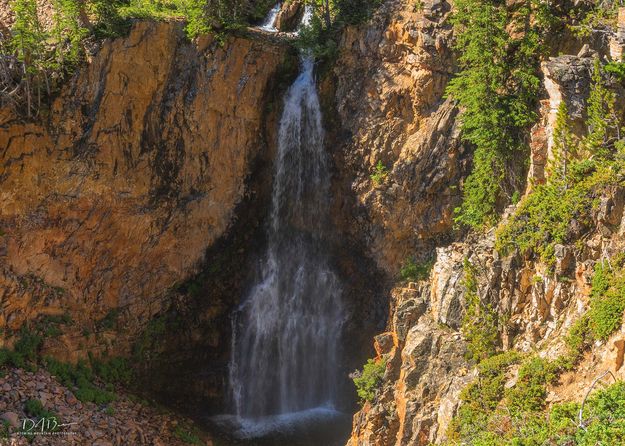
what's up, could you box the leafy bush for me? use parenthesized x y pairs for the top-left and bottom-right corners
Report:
(352, 358), (386, 403)
(44, 357), (117, 405)
(132, 314), (169, 361)
(577, 381), (625, 444)
(505, 356), (555, 415)
(0, 328), (43, 371)
(0, 420), (10, 439)
(97, 309), (121, 331)
(370, 161), (388, 186)
(495, 178), (594, 268)
(561, 313), (593, 369)
(448, 351), (521, 442)
(605, 61), (625, 82)
(173, 425), (204, 445)
(589, 257), (625, 340)
(399, 257), (434, 282)
(90, 355), (133, 385)
(24, 399), (56, 420)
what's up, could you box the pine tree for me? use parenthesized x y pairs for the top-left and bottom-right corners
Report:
(547, 101), (575, 187)
(448, 0), (548, 229)
(583, 58), (620, 158)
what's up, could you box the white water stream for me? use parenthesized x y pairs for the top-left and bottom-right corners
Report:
(228, 5), (346, 431)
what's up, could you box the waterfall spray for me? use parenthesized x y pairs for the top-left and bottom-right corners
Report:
(229, 7), (345, 420)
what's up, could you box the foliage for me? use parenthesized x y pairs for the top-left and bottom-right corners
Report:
(605, 61), (625, 83)
(90, 354), (133, 385)
(296, 0), (383, 64)
(495, 174), (594, 268)
(44, 357), (118, 404)
(562, 313), (593, 367)
(399, 257), (434, 282)
(51, 0), (89, 70)
(173, 424), (204, 445)
(132, 314), (170, 361)
(448, 349), (625, 445)
(570, 0), (619, 38)
(583, 59), (621, 158)
(0, 420), (10, 439)
(505, 356), (555, 415)
(547, 101), (575, 185)
(461, 259), (498, 362)
(295, 13), (339, 61)
(370, 160), (388, 186)
(333, 0), (382, 26)
(352, 358), (386, 403)
(496, 57), (625, 269)
(588, 256), (625, 340)
(7, 0), (49, 116)
(87, 0), (131, 39)
(448, 0), (552, 229)
(447, 351), (521, 442)
(176, 0), (211, 38)
(24, 398), (56, 420)
(97, 308), (121, 331)
(0, 327), (43, 372)
(577, 381), (625, 444)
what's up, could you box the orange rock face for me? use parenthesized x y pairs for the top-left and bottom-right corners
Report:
(330, 0), (469, 273)
(0, 21), (287, 357)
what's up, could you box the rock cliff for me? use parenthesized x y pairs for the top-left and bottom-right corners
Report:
(328, 0), (470, 273)
(0, 20), (289, 365)
(3, 0), (625, 445)
(345, 3), (625, 445)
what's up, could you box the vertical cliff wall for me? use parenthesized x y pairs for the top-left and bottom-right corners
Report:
(328, 0), (470, 274)
(0, 21), (289, 362)
(345, 4), (625, 446)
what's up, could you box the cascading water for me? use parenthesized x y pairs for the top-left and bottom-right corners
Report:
(229, 7), (345, 424)
(258, 3), (281, 32)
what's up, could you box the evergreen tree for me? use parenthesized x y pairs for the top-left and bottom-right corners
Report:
(547, 101), (575, 187)
(583, 58), (620, 158)
(448, 0), (550, 229)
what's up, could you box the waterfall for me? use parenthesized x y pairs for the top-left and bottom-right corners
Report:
(229, 8), (345, 421)
(259, 3), (281, 32)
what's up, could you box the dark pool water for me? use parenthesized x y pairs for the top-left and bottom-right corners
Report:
(205, 406), (352, 446)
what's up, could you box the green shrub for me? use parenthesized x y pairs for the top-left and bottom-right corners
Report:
(495, 179), (593, 268)
(352, 358), (386, 403)
(91, 355), (133, 385)
(44, 357), (117, 405)
(576, 381), (625, 444)
(369, 160), (388, 186)
(448, 351), (520, 442)
(589, 257), (625, 340)
(132, 314), (169, 361)
(561, 314), (593, 369)
(506, 356), (556, 415)
(173, 425), (203, 445)
(605, 61), (625, 82)
(399, 257), (434, 282)
(24, 399), (56, 420)
(97, 309), (121, 331)
(0, 420), (10, 439)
